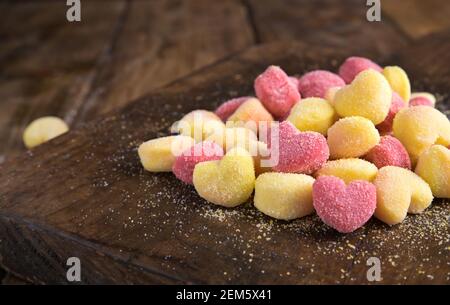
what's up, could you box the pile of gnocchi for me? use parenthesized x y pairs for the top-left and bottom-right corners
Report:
(138, 56), (449, 233)
(21, 55), (448, 234)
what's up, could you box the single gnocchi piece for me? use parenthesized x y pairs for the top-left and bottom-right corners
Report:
(334, 69), (392, 125)
(315, 158), (378, 184)
(324, 86), (342, 105)
(373, 166), (433, 226)
(364, 135), (411, 169)
(23, 116), (69, 148)
(382, 66), (411, 103)
(254, 65), (301, 118)
(215, 96), (251, 121)
(173, 110), (225, 142)
(393, 106), (450, 164)
(297, 70), (345, 98)
(270, 121), (329, 174)
(138, 135), (195, 172)
(193, 147), (255, 207)
(376, 92), (406, 134)
(327, 116), (380, 159)
(409, 92), (436, 107)
(172, 141), (224, 184)
(289, 76), (299, 88)
(227, 97), (273, 132)
(287, 97), (337, 135)
(415, 145), (450, 198)
(254, 173), (315, 220)
(313, 176), (376, 233)
(338, 56), (383, 84)
(205, 126), (257, 152)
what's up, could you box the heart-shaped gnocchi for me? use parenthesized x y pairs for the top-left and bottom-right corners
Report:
(334, 69), (392, 125)
(193, 147), (255, 207)
(269, 121), (329, 174)
(312, 176), (376, 233)
(374, 166), (433, 225)
(382, 66), (411, 103)
(415, 145), (450, 198)
(227, 97), (274, 132)
(393, 106), (450, 164)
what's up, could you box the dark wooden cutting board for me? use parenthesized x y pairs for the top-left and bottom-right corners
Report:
(0, 36), (449, 284)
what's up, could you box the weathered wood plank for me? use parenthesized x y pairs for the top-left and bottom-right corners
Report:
(1, 273), (28, 285)
(0, 43), (360, 284)
(0, 1), (127, 163)
(0, 0), (253, 280)
(0, 266), (5, 283)
(1, 0), (449, 284)
(382, 0), (450, 40)
(246, 0), (409, 58)
(0, 39), (447, 284)
(72, 0), (255, 124)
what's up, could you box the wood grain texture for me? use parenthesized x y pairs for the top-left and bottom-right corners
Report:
(0, 266), (5, 283)
(72, 0), (255, 124)
(1, 0), (450, 284)
(0, 1), (127, 164)
(0, 1), (127, 281)
(1, 273), (28, 285)
(383, 0), (450, 39)
(0, 0), (254, 162)
(0, 38), (448, 284)
(246, 0), (409, 58)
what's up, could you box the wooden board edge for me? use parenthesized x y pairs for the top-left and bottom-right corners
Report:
(0, 212), (188, 284)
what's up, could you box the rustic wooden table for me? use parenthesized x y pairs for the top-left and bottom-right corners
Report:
(0, 0), (449, 284)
